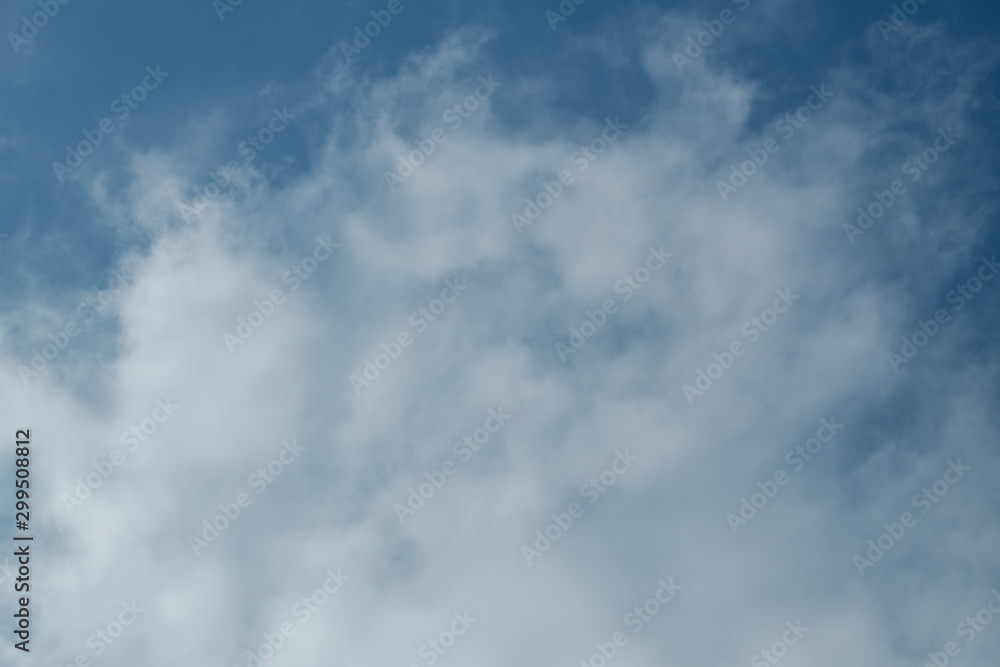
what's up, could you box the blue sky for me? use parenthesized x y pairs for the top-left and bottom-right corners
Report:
(2, 0), (1000, 666)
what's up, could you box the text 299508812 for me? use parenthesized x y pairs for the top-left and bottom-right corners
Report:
(13, 429), (33, 652)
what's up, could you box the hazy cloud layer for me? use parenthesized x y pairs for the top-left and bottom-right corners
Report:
(1, 2), (999, 667)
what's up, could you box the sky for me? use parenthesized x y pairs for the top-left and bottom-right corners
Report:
(1, 0), (1000, 666)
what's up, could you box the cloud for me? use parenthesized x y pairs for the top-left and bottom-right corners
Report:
(1, 6), (999, 667)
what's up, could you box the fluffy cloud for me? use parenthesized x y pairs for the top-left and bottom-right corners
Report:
(1, 7), (999, 667)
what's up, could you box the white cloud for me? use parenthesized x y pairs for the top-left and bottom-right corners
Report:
(2, 10), (999, 667)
